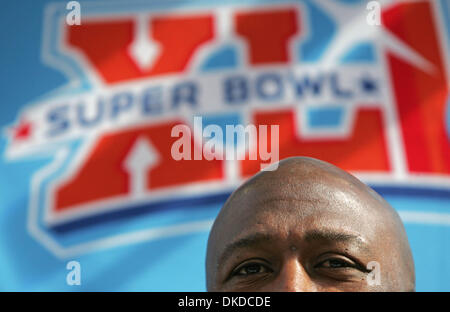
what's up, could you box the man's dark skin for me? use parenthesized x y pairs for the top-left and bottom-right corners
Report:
(206, 157), (415, 291)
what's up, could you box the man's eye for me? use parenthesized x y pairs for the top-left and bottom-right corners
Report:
(317, 258), (355, 269)
(233, 263), (271, 276)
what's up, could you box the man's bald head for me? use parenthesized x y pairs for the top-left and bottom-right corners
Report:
(206, 157), (415, 291)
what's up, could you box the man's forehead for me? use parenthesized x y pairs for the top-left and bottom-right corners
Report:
(215, 175), (387, 253)
(219, 199), (380, 244)
(238, 176), (363, 204)
(230, 158), (373, 205)
(209, 156), (394, 260)
(223, 172), (378, 224)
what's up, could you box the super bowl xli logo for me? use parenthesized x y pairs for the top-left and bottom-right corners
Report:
(3, 0), (450, 258)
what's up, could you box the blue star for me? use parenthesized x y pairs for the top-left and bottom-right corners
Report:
(360, 76), (378, 94)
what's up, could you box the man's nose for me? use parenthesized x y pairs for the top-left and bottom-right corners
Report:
(273, 258), (316, 292)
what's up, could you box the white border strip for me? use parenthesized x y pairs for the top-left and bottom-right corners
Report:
(399, 211), (450, 226)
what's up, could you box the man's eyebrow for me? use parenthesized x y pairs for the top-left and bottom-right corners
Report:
(304, 229), (368, 249)
(217, 230), (369, 267)
(218, 233), (273, 267)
